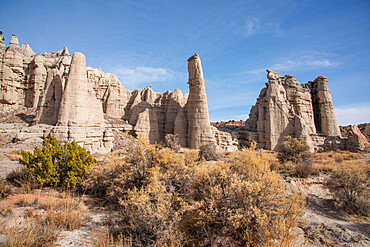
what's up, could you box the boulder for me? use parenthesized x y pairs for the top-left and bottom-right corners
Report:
(346, 125), (369, 152)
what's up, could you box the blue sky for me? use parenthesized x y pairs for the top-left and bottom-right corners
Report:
(1, 0), (369, 125)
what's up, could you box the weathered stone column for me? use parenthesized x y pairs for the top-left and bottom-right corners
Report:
(309, 76), (341, 137)
(187, 53), (214, 149)
(52, 52), (111, 153)
(57, 52), (104, 125)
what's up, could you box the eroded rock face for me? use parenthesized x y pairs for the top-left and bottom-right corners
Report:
(243, 70), (341, 151)
(346, 125), (369, 152)
(308, 76), (341, 137)
(187, 53), (215, 148)
(0, 32), (349, 153)
(51, 52), (111, 153)
(1, 32), (219, 151)
(211, 126), (238, 152)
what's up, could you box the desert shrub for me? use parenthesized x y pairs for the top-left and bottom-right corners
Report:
(6, 167), (38, 191)
(106, 140), (187, 245)
(19, 136), (96, 188)
(164, 133), (181, 152)
(85, 138), (305, 246)
(278, 136), (311, 164)
(199, 142), (219, 161)
(326, 165), (370, 216)
(182, 148), (306, 246)
(294, 161), (314, 178)
(0, 180), (11, 199)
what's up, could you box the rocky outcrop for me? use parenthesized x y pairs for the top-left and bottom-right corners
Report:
(0, 32), (222, 152)
(51, 52), (111, 153)
(340, 123), (370, 143)
(0, 31), (354, 153)
(345, 125), (369, 152)
(187, 53), (215, 148)
(308, 76), (341, 137)
(242, 70), (341, 151)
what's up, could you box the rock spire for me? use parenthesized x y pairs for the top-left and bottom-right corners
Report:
(309, 76), (341, 137)
(9, 34), (19, 49)
(186, 53), (215, 148)
(57, 52), (104, 125)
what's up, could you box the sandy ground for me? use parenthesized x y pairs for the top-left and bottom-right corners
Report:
(288, 175), (370, 246)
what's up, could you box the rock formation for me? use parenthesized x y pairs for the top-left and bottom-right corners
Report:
(345, 125), (369, 152)
(186, 53), (215, 149)
(341, 123), (370, 142)
(308, 76), (341, 137)
(0, 32), (225, 152)
(51, 52), (111, 153)
(234, 69), (342, 151)
(0, 31), (355, 153)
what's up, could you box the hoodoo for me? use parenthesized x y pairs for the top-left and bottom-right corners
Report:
(51, 52), (112, 153)
(186, 53), (215, 149)
(308, 76), (341, 137)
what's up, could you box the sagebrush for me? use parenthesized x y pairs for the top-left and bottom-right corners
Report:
(278, 136), (311, 164)
(326, 164), (369, 216)
(85, 139), (305, 246)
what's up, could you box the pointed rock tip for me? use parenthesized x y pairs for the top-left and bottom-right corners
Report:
(71, 52), (86, 65)
(9, 34), (20, 47)
(187, 53), (200, 62)
(266, 69), (279, 73)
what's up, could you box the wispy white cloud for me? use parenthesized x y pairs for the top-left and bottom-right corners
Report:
(244, 17), (281, 37)
(244, 51), (339, 78)
(335, 103), (370, 126)
(270, 58), (338, 71)
(112, 66), (181, 89)
(245, 17), (260, 36)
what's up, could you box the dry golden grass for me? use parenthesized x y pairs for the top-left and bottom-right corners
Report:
(313, 150), (365, 164)
(276, 149), (367, 176)
(0, 189), (85, 246)
(0, 219), (60, 247)
(80, 226), (128, 247)
(39, 192), (85, 231)
(0, 149), (22, 161)
(313, 151), (368, 172)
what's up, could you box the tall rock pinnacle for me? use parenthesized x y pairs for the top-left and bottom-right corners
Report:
(309, 76), (341, 137)
(187, 53), (214, 148)
(57, 52), (104, 125)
